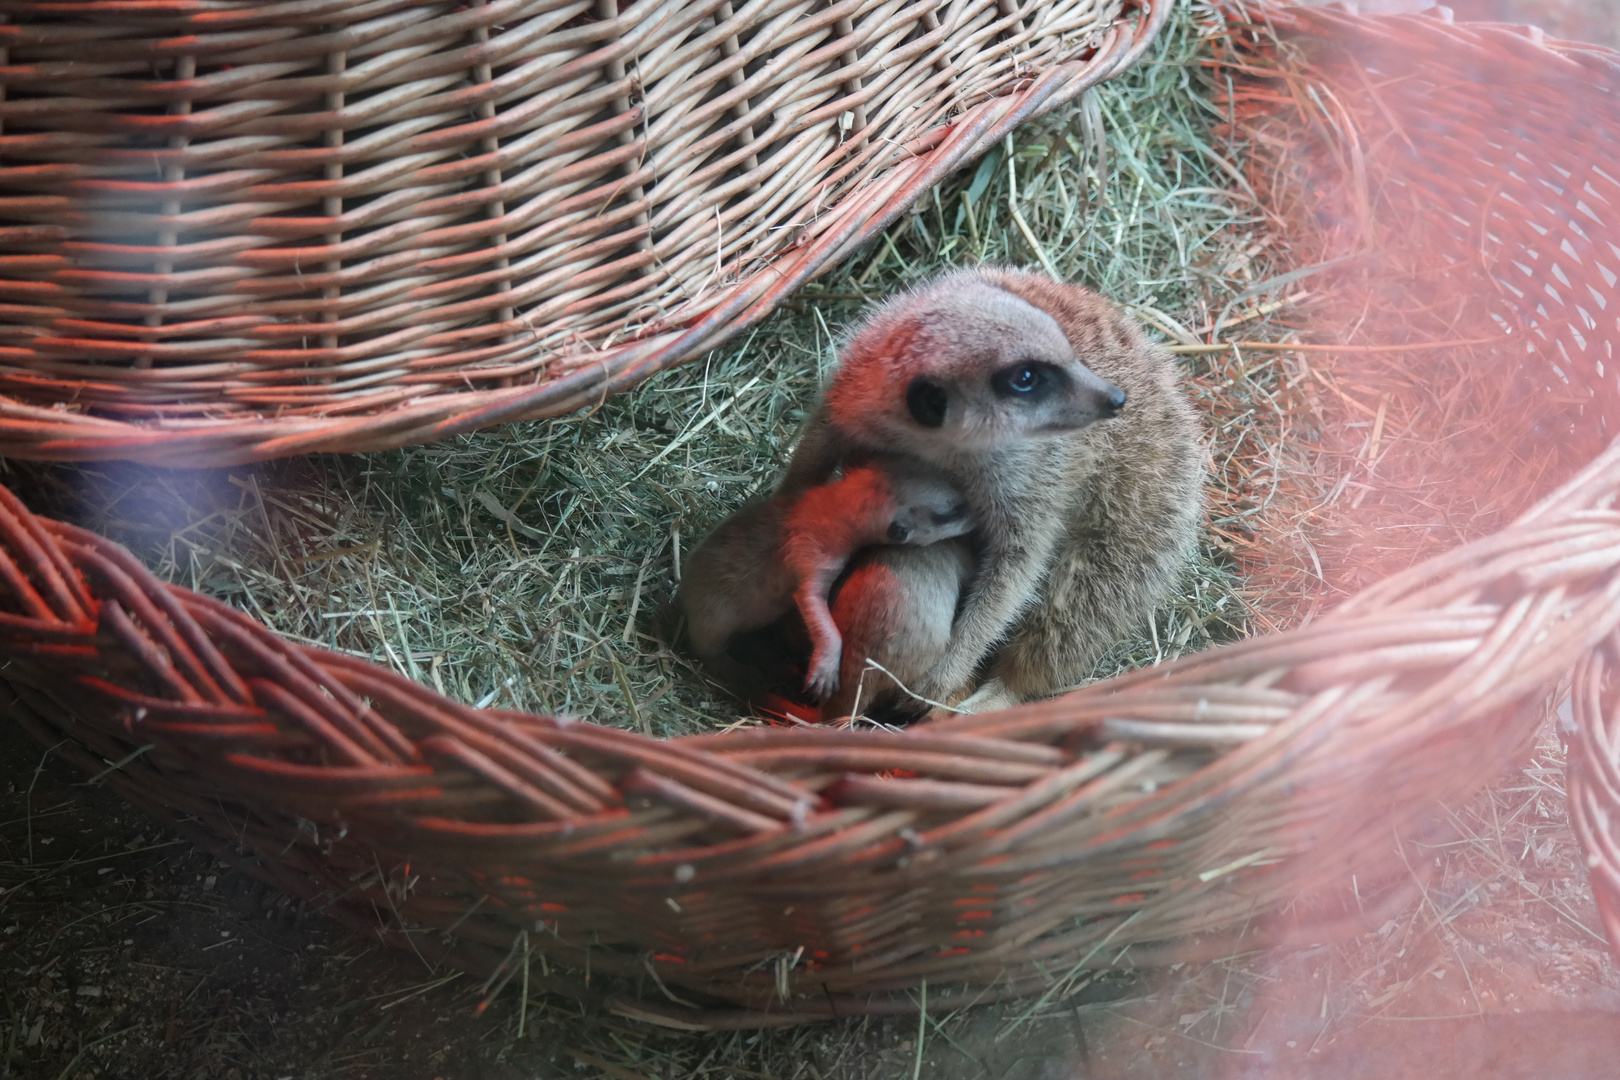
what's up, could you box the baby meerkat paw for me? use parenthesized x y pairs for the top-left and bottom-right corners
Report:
(803, 650), (843, 703)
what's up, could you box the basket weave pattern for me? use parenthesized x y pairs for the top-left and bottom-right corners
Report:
(1223, 7), (1620, 970)
(0, 0), (1160, 466)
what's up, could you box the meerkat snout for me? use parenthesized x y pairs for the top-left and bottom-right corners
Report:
(1075, 379), (1127, 425)
(987, 358), (1126, 432)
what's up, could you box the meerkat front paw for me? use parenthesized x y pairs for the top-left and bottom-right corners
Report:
(953, 678), (1021, 715)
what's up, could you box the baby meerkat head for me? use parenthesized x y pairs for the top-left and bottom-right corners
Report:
(828, 273), (1126, 456)
(883, 468), (973, 546)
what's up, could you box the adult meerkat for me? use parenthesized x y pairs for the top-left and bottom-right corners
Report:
(779, 269), (1205, 710)
(677, 457), (973, 700)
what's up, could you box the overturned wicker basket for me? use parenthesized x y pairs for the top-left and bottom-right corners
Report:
(0, 0), (1161, 466)
(7, 1), (1620, 1028)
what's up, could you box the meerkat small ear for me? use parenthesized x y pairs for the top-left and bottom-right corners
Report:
(906, 378), (949, 428)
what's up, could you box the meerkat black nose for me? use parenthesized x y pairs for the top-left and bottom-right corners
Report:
(1101, 385), (1127, 417)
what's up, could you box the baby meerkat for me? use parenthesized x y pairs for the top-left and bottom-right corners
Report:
(677, 456), (973, 701)
(779, 269), (1205, 709)
(818, 539), (975, 722)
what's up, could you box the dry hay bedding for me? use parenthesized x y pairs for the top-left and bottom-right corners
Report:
(5, 0), (1620, 1032)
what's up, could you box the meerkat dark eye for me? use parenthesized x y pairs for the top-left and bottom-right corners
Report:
(906, 378), (949, 428)
(992, 362), (1057, 398)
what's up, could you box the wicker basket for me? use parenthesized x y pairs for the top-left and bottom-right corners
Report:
(1226, 5), (1620, 975)
(0, 0), (1161, 467)
(6, 0), (1620, 1028)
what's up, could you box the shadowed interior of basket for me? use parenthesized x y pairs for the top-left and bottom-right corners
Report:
(0, 0), (1152, 461)
(4, 2), (1620, 1029)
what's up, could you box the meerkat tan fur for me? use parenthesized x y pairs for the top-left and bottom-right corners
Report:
(817, 539), (974, 722)
(778, 268), (1206, 709)
(677, 457), (972, 700)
